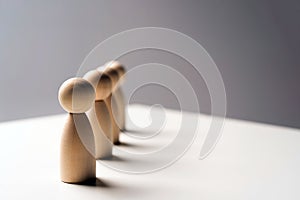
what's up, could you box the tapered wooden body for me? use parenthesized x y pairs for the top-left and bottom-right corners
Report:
(60, 113), (96, 183)
(113, 87), (126, 131)
(87, 101), (113, 159)
(105, 94), (120, 144)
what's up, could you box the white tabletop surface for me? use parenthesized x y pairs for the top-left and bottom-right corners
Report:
(0, 104), (299, 200)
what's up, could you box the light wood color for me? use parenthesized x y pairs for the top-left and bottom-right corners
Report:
(58, 78), (96, 183)
(86, 102), (112, 159)
(84, 70), (113, 159)
(58, 78), (95, 113)
(103, 67), (119, 92)
(104, 94), (119, 144)
(99, 66), (121, 144)
(83, 70), (112, 100)
(113, 87), (126, 131)
(106, 60), (125, 84)
(106, 61), (126, 131)
(60, 114), (96, 183)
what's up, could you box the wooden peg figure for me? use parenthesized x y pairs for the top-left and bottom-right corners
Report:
(58, 78), (96, 183)
(106, 61), (126, 131)
(84, 70), (113, 159)
(98, 66), (120, 144)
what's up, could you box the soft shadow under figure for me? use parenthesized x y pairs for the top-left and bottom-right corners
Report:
(114, 140), (139, 148)
(77, 177), (110, 187)
(122, 128), (162, 140)
(123, 128), (157, 135)
(99, 155), (127, 162)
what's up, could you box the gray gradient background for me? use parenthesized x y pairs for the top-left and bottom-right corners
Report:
(0, 0), (299, 128)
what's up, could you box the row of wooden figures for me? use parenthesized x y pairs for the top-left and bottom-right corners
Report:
(58, 61), (126, 184)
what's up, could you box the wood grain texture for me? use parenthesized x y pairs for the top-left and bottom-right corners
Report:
(60, 113), (96, 183)
(58, 77), (96, 183)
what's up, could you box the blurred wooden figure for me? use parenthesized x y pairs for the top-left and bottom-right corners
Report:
(106, 61), (126, 131)
(58, 78), (96, 183)
(98, 66), (120, 144)
(84, 70), (113, 159)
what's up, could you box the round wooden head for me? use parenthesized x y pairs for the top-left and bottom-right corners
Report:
(58, 78), (95, 113)
(106, 61), (126, 80)
(83, 70), (112, 100)
(99, 67), (119, 91)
